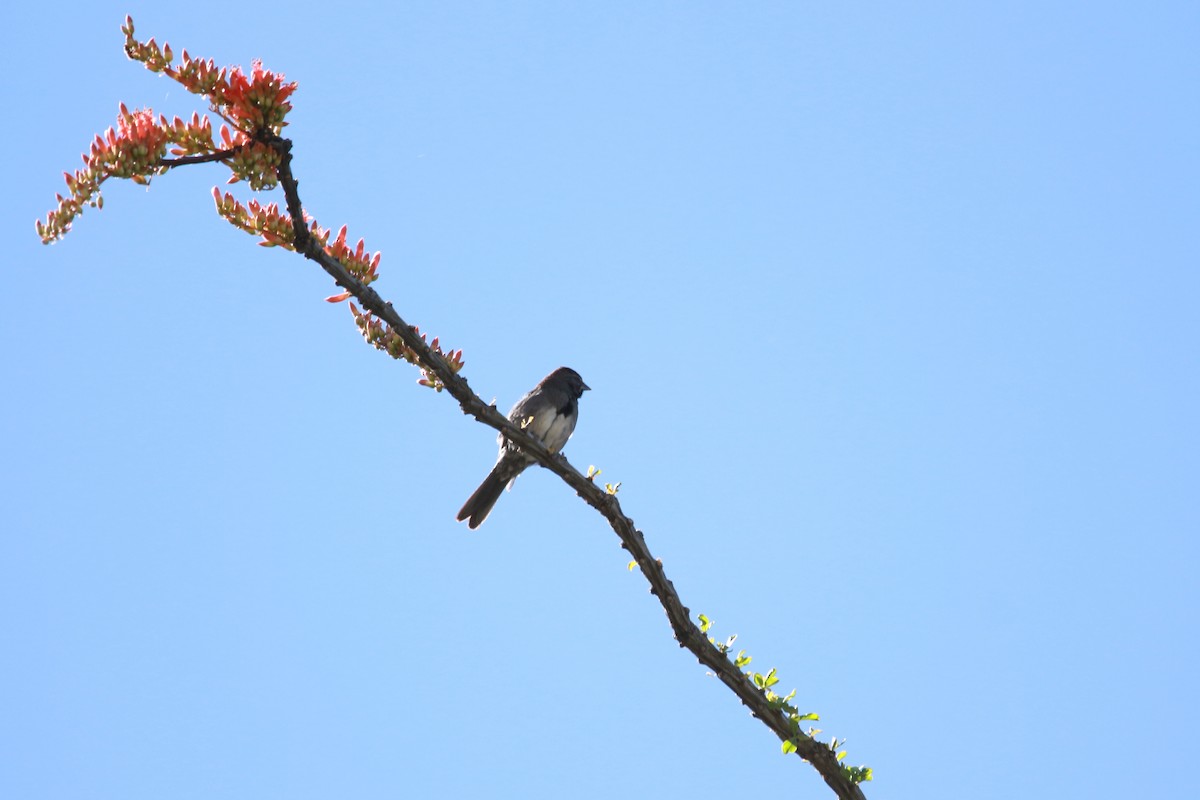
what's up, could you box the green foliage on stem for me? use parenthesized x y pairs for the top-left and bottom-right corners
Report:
(696, 613), (873, 786)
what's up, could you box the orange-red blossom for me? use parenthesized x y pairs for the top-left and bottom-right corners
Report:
(38, 16), (463, 388)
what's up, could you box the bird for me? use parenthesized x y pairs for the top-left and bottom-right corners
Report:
(456, 366), (590, 529)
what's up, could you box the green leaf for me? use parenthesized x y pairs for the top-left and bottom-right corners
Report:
(627, 560), (637, 571)
(698, 614), (711, 633)
(781, 739), (798, 755)
(840, 764), (873, 784)
(797, 712), (819, 721)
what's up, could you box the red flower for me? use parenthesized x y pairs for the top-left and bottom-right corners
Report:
(220, 60), (297, 133)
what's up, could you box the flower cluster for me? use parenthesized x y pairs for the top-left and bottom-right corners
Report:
(163, 112), (216, 157)
(212, 189), (299, 248)
(36, 103), (174, 242)
(218, 61), (296, 133)
(159, 46), (222, 96)
(323, 225), (382, 288)
(218, 125), (282, 190)
(40, 16), (466, 386)
(213, 196), (383, 293)
(122, 16), (296, 136)
(121, 15), (295, 190)
(39, 17), (299, 243)
(350, 306), (466, 390)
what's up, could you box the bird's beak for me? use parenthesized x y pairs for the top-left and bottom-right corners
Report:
(582, 382), (591, 392)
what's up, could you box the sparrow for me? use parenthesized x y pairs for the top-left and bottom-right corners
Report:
(456, 366), (590, 529)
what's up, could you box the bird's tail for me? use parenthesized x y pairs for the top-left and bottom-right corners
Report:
(456, 465), (509, 529)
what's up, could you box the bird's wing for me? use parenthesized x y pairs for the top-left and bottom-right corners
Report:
(502, 385), (575, 450)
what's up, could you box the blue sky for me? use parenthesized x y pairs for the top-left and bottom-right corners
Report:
(3, 3), (1197, 799)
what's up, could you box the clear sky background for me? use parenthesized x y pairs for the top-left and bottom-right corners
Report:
(3, 3), (1197, 799)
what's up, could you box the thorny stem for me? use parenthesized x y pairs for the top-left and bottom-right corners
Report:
(187, 128), (871, 800)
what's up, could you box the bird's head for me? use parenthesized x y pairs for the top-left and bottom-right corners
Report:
(548, 366), (590, 398)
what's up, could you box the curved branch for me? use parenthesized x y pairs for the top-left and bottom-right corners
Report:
(257, 130), (867, 800)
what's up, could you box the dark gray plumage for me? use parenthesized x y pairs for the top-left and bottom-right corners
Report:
(456, 367), (590, 529)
